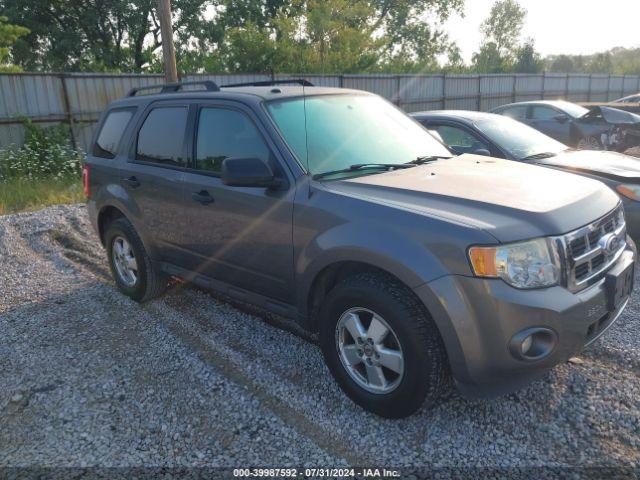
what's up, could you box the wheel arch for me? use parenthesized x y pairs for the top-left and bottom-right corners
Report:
(303, 258), (435, 334)
(97, 205), (126, 246)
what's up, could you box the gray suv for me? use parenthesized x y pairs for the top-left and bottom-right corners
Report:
(85, 80), (636, 418)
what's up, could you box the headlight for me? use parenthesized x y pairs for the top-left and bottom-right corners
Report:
(468, 238), (561, 289)
(616, 184), (640, 201)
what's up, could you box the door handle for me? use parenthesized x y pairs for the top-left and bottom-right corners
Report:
(192, 190), (214, 205)
(122, 176), (140, 188)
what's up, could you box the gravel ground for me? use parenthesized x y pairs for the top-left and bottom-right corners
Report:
(0, 204), (639, 472)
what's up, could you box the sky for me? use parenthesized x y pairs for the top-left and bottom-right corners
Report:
(444, 0), (640, 62)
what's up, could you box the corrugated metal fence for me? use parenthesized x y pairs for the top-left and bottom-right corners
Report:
(1, 72), (639, 150)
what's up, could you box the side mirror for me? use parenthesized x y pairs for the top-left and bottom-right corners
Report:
(221, 157), (280, 188)
(473, 148), (491, 156)
(554, 114), (569, 124)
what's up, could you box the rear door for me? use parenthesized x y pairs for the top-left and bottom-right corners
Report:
(121, 101), (191, 263)
(180, 101), (295, 303)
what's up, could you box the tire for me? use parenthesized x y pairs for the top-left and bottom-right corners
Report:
(576, 135), (602, 150)
(319, 272), (449, 418)
(105, 217), (167, 302)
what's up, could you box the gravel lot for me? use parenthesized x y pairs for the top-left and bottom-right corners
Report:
(0, 204), (639, 472)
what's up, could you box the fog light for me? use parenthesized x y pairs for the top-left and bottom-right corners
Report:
(509, 327), (557, 361)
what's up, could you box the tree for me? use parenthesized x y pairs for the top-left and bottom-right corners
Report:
(513, 38), (543, 73)
(0, 15), (29, 71)
(0, 0), (211, 72)
(210, 0), (464, 73)
(1, 0), (464, 73)
(473, 0), (542, 73)
(479, 0), (526, 59)
(472, 42), (507, 73)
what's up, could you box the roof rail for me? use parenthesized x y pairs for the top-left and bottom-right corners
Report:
(126, 80), (220, 97)
(221, 79), (314, 88)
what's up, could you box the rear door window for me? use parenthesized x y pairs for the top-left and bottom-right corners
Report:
(94, 108), (135, 158)
(136, 106), (189, 167)
(194, 107), (270, 174)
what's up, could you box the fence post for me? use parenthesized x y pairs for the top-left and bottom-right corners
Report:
(395, 75), (401, 106)
(607, 73), (611, 101)
(564, 74), (569, 100)
(441, 73), (447, 109)
(476, 75), (482, 111)
(512, 74), (516, 103)
(59, 73), (77, 151)
(339, 74), (344, 88)
(541, 71), (546, 99)
(587, 74), (592, 102)
(621, 75), (625, 98)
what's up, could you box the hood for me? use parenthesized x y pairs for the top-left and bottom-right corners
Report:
(584, 106), (640, 125)
(326, 154), (620, 243)
(537, 149), (640, 180)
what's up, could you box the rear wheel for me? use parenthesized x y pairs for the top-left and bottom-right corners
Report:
(319, 272), (449, 418)
(105, 217), (167, 302)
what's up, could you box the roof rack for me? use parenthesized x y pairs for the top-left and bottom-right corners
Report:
(221, 79), (314, 88)
(126, 80), (220, 97)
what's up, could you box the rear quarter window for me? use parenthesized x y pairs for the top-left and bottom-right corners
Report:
(93, 108), (136, 158)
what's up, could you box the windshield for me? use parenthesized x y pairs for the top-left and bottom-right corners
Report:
(475, 116), (567, 159)
(557, 101), (589, 118)
(266, 94), (451, 178)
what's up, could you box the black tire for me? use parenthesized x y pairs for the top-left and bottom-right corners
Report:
(105, 217), (167, 302)
(319, 272), (449, 418)
(576, 135), (602, 150)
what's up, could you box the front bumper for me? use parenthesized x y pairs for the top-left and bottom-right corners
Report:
(414, 246), (636, 398)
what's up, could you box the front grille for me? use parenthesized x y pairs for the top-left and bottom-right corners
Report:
(561, 205), (626, 292)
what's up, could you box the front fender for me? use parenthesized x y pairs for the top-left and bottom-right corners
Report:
(295, 221), (453, 313)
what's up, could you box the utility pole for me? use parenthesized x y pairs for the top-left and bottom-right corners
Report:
(158, 0), (178, 83)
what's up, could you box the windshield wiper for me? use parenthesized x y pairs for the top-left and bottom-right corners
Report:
(312, 163), (416, 180)
(523, 152), (558, 161)
(406, 155), (453, 165)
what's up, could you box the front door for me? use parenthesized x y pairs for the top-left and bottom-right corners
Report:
(180, 103), (295, 303)
(528, 105), (572, 144)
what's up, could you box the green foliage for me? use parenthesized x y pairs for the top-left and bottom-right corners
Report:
(513, 39), (543, 73)
(545, 47), (640, 75)
(0, 15), (29, 71)
(0, 121), (83, 181)
(0, 0), (463, 74)
(0, 176), (84, 215)
(472, 42), (508, 73)
(472, 0), (542, 74)
(0, 0), (211, 72)
(479, 0), (525, 57)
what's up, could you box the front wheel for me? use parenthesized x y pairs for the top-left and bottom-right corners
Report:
(319, 273), (449, 418)
(576, 135), (602, 150)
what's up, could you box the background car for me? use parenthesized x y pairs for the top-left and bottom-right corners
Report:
(491, 100), (640, 152)
(613, 93), (640, 104)
(412, 110), (640, 241)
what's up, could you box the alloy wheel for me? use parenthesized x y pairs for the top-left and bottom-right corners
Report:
(112, 236), (138, 287)
(335, 307), (404, 394)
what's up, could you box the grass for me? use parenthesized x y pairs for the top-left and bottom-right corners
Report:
(0, 177), (85, 215)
